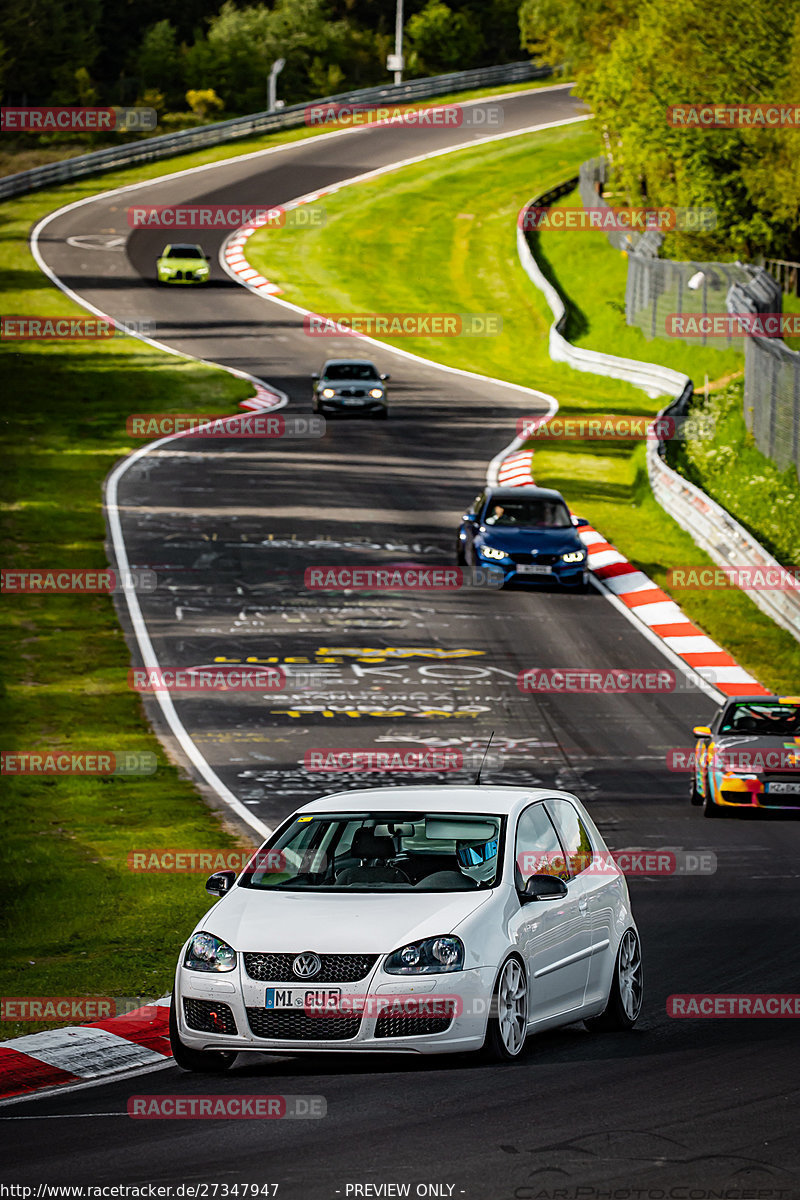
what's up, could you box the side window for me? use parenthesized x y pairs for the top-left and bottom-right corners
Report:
(545, 799), (594, 876)
(514, 803), (568, 885)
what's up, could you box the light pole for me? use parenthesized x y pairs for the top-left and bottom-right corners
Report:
(389, 0), (404, 84)
(268, 58), (286, 112)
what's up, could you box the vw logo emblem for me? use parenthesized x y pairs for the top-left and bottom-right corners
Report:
(292, 952), (322, 979)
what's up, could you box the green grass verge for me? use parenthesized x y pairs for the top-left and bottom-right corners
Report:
(0, 185), (263, 1041)
(246, 120), (800, 692)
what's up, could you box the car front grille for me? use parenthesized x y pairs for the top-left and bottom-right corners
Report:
(509, 552), (560, 565)
(243, 953), (378, 983)
(337, 388), (367, 397)
(374, 1004), (455, 1039)
(183, 997), (237, 1035)
(246, 1008), (361, 1040)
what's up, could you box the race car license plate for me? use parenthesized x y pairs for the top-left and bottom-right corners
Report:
(265, 987), (341, 1009)
(767, 782), (800, 794)
(516, 563), (552, 575)
(342, 398), (364, 406)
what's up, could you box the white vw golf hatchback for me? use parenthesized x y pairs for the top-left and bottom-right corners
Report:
(170, 786), (643, 1069)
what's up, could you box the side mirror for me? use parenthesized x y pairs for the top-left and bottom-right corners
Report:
(572, 516), (590, 527)
(381, 373), (390, 381)
(311, 372), (319, 380)
(693, 725), (712, 738)
(520, 874), (568, 903)
(206, 869), (236, 897)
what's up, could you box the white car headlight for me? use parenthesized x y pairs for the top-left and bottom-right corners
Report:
(561, 550), (586, 563)
(184, 932), (236, 973)
(384, 935), (464, 974)
(480, 546), (508, 562)
(369, 388), (384, 398)
(321, 388), (336, 398)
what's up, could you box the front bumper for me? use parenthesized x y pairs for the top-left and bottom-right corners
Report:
(710, 773), (800, 811)
(316, 396), (387, 415)
(157, 269), (209, 285)
(174, 960), (496, 1056)
(476, 555), (587, 588)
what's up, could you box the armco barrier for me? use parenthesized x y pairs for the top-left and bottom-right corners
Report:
(517, 182), (687, 399)
(518, 180), (800, 641)
(0, 62), (551, 202)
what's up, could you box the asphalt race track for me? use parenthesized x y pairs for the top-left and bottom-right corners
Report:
(4, 87), (799, 1199)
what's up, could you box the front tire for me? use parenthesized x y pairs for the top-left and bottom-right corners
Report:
(703, 787), (724, 818)
(169, 994), (237, 1073)
(585, 928), (643, 1031)
(482, 957), (528, 1061)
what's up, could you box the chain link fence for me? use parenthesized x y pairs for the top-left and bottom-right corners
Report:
(578, 157), (774, 351)
(578, 157), (800, 479)
(730, 280), (800, 479)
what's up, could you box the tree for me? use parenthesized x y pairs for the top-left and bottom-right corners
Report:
(406, 0), (481, 74)
(135, 21), (181, 97)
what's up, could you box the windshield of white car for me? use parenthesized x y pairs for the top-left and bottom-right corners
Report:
(238, 811), (505, 892)
(483, 500), (571, 528)
(166, 246), (204, 258)
(322, 364), (380, 381)
(719, 702), (799, 735)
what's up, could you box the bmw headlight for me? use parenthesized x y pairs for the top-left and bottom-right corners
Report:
(384, 935), (464, 974)
(561, 550), (586, 563)
(196, 265), (209, 275)
(184, 932), (237, 973)
(369, 388), (384, 399)
(480, 546), (508, 562)
(321, 388), (336, 398)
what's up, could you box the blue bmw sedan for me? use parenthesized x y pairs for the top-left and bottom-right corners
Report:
(456, 486), (590, 590)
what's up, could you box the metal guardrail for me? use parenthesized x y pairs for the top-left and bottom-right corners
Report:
(517, 180), (687, 398)
(0, 61), (551, 202)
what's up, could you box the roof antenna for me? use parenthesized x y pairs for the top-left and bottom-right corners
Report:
(474, 731), (495, 785)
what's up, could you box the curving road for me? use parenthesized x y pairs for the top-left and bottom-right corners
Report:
(5, 86), (799, 1199)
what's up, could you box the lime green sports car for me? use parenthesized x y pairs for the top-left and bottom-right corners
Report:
(156, 243), (210, 285)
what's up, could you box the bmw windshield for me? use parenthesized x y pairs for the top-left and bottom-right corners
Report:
(239, 812), (505, 892)
(483, 498), (572, 528)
